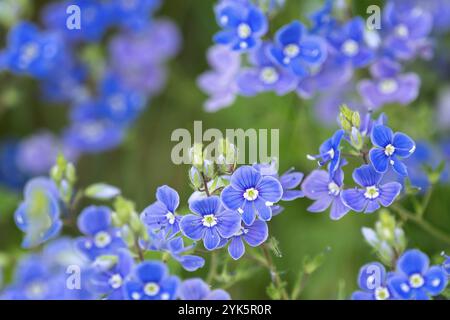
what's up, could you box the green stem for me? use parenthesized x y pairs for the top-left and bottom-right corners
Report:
(206, 251), (218, 284)
(417, 186), (433, 218)
(261, 245), (289, 300)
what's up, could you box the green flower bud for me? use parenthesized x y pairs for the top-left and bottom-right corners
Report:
(189, 166), (203, 189)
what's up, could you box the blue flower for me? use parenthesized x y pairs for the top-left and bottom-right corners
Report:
(14, 178), (62, 248)
(178, 278), (230, 300)
(328, 17), (374, 68)
(387, 249), (448, 300)
(225, 220), (268, 260)
(221, 166), (283, 225)
(124, 261), (179, 300)
(180, 196), (241, 250)
(341, 164), (402, 213)
(279, 168), (304, 201)
(75, 206), (125, 260)
(351, 262), (395, 300)
(302, 167), (350, 220)
(369, 125), (416, 176)
(141, 185), (182, 236)
(213, 1), (268, 51)
(309, 0), (336, 36)
(110, 0), (161, 31)
(307, 129), (344, 178)
(268, 21), (327, 77)
(88, 249), (134, 300)
(0, 141), (29, 190)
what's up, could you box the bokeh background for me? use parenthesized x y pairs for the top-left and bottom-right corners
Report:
(1, 0), (450, 299)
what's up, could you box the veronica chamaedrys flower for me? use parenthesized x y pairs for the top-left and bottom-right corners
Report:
(110, 0), (161, 31)
(341, 164), (402, 213)
(124, 261), (179, 300)
(237, 42), (298, 96)
(141, 185), (182, 235)
(328, 17), (374, 68)
(307, 129), (344, 178)
(178, 278), (230, 300)
(302, 167), (349, 220)
(221, 166), (283, 225)
(213, 1), (267, 51)
(308, 0), (336, 37)
(358, 58), (420, 109)
(268, 21), (327, 77)
(351, 262), (395, 300)
(387, 249), (448, 300)
(369, 125), (416, 177)
(226, 220), (268, 260)
(75, 206), (125, 260)
(197, 45), (240, 112)
(180, 196), (241, 250)
(88, 249), (134, 300)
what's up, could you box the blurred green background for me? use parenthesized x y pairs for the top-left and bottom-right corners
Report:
(1, 0), (450, 299)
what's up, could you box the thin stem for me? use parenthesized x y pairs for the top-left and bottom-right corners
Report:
(200, 172), (210, 197)
(418, 186), (433, 218)
(261, 245), (289, 300)
(206, 251), (218, 284)
(135, 236), (144, 262)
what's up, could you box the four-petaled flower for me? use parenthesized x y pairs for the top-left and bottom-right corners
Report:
(225, 220), (268, 260)
(178, 278), (230, 300)
(351, 262), (395, 300)
(341, 165), (402, 213)
(221, 166), (283, 225)
(370, 125), (416, 176)
(307, 129), (344, 178)
(180, 196), (241, 250)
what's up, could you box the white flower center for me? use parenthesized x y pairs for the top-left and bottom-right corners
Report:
(431, 278), (441, 287)
(341, 39), (359, 57)
(400, 283), (410, 293)
(94, 231), (112, 248)
(328, 182), (340, 196)
(131, 292), (141, 300)
(108, 274), (123, 289)
(144, 282), (160, 296)
(409, 273), (424, 288)
(237, 23), (252, 39)
(20, 42), (39, 66)
(243, 188), (259, 201)
(259, 67), (279, 84)
(378, 79), (398, 95)
(384, 144), (396, 156)
(161, 293), (170, 300)
(364, 186), (379, 199)
(374, 287), (390, 300)
(109, 94), (127, 114)
(283, 44), (300, 59)
(81, 122), (103, 141)
(26, 282), (46, 299)
(395, 24), (409, 38)
(202, 214), (218, 227)
(165, 211), (176, 225)
(328, 148), (335, 159)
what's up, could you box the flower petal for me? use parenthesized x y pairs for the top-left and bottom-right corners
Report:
(302, 170), (330, 200)
(307, 196), (333, 212)
(371, 125), (393, 148)
(135, 261), (167, 283)
(257, 176), (283, 203)
(423, 266), (448, 296)
(77, 206), (111, 236)
(378, 182), (402, 207)
(228, 236), (245, 260)
(156, 185), (179, 213)
(241, 200), (256, 226)
(352, 165), (382, 188)
(254, 198), (272, 221)
(329, 197), (350, 220)
(180, 214), (205, 241)
(215, 210), (241, 238)
(393, 133), (415, 158)
(341, 189), (367, 212)
(369, 148), (389, 173)
(189, 196), (221, 216)
(178, 278), (209, 300)
(391, 157), (408, 177)
(275, 20), (303, 46)
(397, 249), (429, 276)
(203, 228), (221, 250)
(221, 185), (244, 210)
(387, 274), (412, 299)
(243, 220), (268, 247)
(231, 166), (261, 190)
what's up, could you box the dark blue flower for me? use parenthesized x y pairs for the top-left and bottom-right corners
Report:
(110, 0), (161, 31)
(124, 261), (179, 300)
(178, 278), (230, 300)
(369, 125), (416, 176)
(221, 166), (283, 225)
(309, 0), (336, 37)
(387, 249), (448, 300)
(214, 1), (268, 51)
(307, 129), (344, 178)
(268, 21), (327, 77)
(341, 164), (402, 213)
(225, 220), (268, 260)
(75, 206), (125, 260)
(351, 262), (395, 300)
(180, 196), (241, 250)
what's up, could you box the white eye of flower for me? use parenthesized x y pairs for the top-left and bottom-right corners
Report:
(400, 283), (410, 293)
(202, 214), (218, 227)
(378, 79), (398, 95)
(431, 278), (441, 287)
(26, 281), (46, 299)
(327, 148), (335, 159)
(395, 24), (409, 38)
(109, 94), (127, 114)
(20, 42), (39, 67)
(165, 211), (176, 224)
(237, 23), (252, 39)
(259, 67), (279, 84)
(94, 231), (112, 248)
(409, 273), (424, 288)
(384, 144), (396, 156)
(341, 39), (359, 57)
(328, 182), (340, 196)
(374, 287), (390, 300)
(108, 274), (123, 289)
(364, 186), (380, 200)
(283, 44), (300, 59)
(243, 188), (259, 201)
(161, 293), (170, 300)
(144, 282), (160, 296)
(81, 122), (104, 141)
(131, 292), (141, 300)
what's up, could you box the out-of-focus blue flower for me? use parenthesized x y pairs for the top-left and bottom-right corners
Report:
(369, 125), (416, 177)
(198, 45), (241, 112)
(14, 177), (62, 248)
(180, 196), (241, 250)
(341, 164), (402, 213)
(225, 220), (268, 260)
(0, 141), (29, 190)
(110, 0), (161, 31)
(221, 166), (283, 225)
(388, 249), (448, 300)
(309, 0), (336, 36)
(351, 262), (395, 300)
(214, 1), (268, 51)
(237, 42), (298, 96)
(124, 261), (179, 300)
(141, 185), (182, 236)
(268, 21), (327, 77)
(75, 206), (125, 260)
(307, 129), (344, 178)
(328, 17), (374, 68)
(358, 58), (420, 109)
(178, 278), (231, 300)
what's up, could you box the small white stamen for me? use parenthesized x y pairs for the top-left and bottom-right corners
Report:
(202, 214), (218, 227)
(409, 274), (424, 289)
(341, 39), (359, 57)
(165, 212), (176, 225)
(384, 144), (396, 156)
(237, 23), (252, 39)
(328, 182), (340, 196)
(243, 188), (259, 201)
(374, 287), (390, 300)
(283, 44), (300, 59)
(144, 282), (160, 296)
(378, 79), (398, 95)
(108, 274), (123, 289)
(364, 186), (379, 199)
(94, 231), (112, 248)
(395, 24), (409, 38)
(259, 67), (279, 84)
